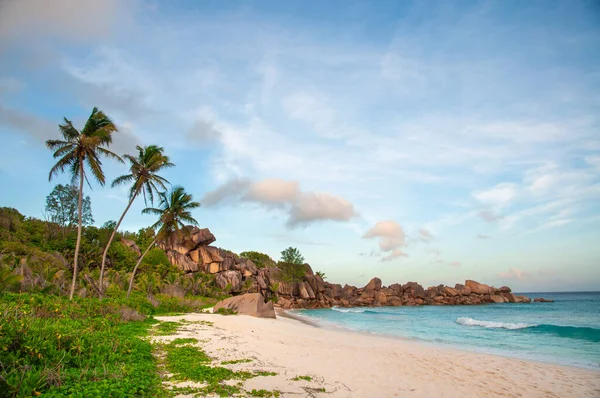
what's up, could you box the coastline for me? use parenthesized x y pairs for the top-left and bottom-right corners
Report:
(281, 307), (600, 371)
(155, 312), (600, 397)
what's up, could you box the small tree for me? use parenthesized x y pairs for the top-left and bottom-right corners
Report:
(45, 184), (93, 234)
(239, 251), (276, 268)
(316, 271), (326, 280)
(280, 247), (304, 265)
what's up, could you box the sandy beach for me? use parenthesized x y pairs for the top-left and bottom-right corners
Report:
(153, 311), (600, 397)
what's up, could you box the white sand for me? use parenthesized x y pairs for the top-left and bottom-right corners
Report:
(154, 312), (600, 397)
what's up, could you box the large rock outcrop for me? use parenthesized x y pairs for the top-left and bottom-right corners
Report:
(160, 226), (535, 310)
(213, 293), (276, 318)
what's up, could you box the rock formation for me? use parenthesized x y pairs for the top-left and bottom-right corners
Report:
(213, 293), (276, 318)
(159, 226), (537, 310)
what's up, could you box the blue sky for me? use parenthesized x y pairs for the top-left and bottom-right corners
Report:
(0, 0), (599, 291)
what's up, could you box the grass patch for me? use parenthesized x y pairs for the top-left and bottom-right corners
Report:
(221, 358), (253, 365)
(248, 389), (281, 397)
(170, 337), (198, 345)
(159, 338), (269, 395)
(254, 371), (278, 377)
(292, 375), (313, 381)
(154, 321), (180, 336)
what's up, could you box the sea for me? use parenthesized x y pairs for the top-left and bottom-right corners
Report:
(295, 291), (600, 370)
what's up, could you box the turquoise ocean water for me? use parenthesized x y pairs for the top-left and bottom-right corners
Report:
(296, 292), (600, 369)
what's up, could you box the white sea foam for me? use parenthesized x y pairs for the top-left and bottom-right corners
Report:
(456, 317), (535, 330)
(331, 306), (367, 313)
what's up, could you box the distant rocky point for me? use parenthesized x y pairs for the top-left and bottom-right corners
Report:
(142, 226), (546, 309)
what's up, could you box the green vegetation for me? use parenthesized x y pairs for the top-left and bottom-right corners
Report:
(292, 375), (313, 381)
(280, 246), (304, 265)
(277, 262), (309, 283)
(154, 321), (181, 336)
(215, 307), (237, 315)
(221, 358), (253, 365)
(239, 251), (276, 268)
(316, 271), (326, 279)
(248, 389), (281, 397)
(0, 293), (167, 397)
(45, 184), (94, 231)
(254, 371), (278, 377)
(157, 337), (276, 396)
(0, 207), (223, 300)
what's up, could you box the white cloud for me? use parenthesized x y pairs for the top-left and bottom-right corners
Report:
(363, 220), (407, 261)
(245, 179), (300, 206)
(473, 183), (518, 208)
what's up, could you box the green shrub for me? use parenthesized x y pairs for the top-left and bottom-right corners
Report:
(215, 307), (237, 316)
(276, 262), (307, 283)
(239, 251), (276, 269)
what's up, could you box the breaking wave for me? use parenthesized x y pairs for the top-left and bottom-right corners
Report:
(456, 317), (600, 342)
(456, 317), (534, 330)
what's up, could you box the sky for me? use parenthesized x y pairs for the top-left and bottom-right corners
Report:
(0, 0), (599, 292)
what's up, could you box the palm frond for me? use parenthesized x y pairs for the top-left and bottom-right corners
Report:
(97, 147), (123, 163)
(58, 119), (80, 141)
(86, 153), (106, 186)
(48, 152), (76, 181)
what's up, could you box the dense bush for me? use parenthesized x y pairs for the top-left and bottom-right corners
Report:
(276, 262), (308, 283)
(239, 251), (276, 269)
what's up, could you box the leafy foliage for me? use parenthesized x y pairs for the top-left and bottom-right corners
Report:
(280, 247), (305, 265)
(0, 293), (168, 397)
(276, 262), (308, 283)
(239, 251), (276, 269)
(45, 184), (93, 230)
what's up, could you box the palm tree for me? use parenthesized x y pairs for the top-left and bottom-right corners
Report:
(98, 145), (174, 296)
(127, 186), (200, 298)
(46, 107), (122, 300)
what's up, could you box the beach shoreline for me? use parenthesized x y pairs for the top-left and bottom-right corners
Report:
(279, 307), (600, 371)
(155, 312), (600, 397)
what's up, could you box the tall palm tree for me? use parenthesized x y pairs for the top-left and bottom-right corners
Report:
(98, 145), (174, 296)
(127, 186), (200, 298)
(46, 107), (122, 300)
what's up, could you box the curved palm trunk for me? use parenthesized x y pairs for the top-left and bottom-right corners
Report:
(69, 160), (85, 300)
(127, 238), (157, 299)
(98, 192), (137, 297)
